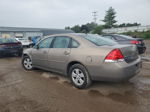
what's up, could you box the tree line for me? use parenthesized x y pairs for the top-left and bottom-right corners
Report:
(65, 7), (141, 34)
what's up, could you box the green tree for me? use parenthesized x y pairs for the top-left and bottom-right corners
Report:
(103, 7), (117, 28)
(71, 25), (81, 33)
(118, 22), (141, 28)
(92, 25), (104, 34)
(86, 22), (98, 32)
(65, 26), (71, 30)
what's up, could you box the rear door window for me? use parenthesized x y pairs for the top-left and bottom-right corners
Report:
(52, 36), (70, 48)
(71, 39), (80, 48)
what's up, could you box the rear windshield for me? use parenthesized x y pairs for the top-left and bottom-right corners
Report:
(82, 34), (117, 46)
(0, 38), (18, 44)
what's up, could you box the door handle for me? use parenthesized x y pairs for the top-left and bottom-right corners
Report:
(43, 51), (48, 54)
(64, 51), (70, 55)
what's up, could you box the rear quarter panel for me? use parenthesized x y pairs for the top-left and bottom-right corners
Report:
(68, 46), (113, 68)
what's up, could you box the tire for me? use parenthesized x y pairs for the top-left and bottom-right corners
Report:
(69, 64), (92, 89)
(22, 56), (33, 70)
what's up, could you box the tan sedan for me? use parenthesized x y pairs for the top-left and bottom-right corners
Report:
(22, 33), (141, 89)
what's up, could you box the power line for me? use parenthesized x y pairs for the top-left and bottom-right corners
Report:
(92, 11), (98, 23)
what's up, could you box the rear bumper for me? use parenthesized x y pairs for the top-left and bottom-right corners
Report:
(87, 56), (141, 82)
(137, 45), (146, 54)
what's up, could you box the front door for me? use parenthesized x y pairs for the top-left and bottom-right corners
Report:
(31, 37), (54, 68)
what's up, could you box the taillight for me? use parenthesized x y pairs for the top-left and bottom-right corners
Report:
(105, 49), (124, 62)
(131, 40), (139, 44)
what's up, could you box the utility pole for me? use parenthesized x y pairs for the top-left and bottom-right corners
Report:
(92, 11), (98, 23)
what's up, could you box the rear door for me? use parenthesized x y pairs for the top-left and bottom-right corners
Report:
(48, 36), (71, 73)
(31, 37), (54, 68)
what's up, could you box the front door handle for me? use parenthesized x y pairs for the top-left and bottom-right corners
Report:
(64, 51), (70, 55)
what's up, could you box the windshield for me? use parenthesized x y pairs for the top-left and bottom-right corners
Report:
(0, 38), (18, 44)
(82, 34), (117, 46)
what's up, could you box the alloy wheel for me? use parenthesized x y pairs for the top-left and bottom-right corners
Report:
(71, 68), (85, 86)
(23, 57), (33, 70)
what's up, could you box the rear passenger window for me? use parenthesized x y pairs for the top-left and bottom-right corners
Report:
(53, 36), (70, 48)
(71, 39), (80, 48)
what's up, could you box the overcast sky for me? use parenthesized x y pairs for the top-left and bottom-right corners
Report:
(0, 0), (149, 28)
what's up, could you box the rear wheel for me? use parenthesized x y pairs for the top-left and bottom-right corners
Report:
(69, 64), (92, 89)
(22, 56), (33, 70)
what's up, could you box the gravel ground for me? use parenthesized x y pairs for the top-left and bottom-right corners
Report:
(0, 40), (150, 112)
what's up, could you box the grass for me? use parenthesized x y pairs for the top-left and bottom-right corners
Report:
(122, 30), (150, 39)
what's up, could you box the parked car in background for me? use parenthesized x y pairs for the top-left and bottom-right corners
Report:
(15, 38), (33, 48)
(101, 34), (146, 54)
(22, 33), (141, 89)
(31, 36), (42, 46)
(0, 38), (23, 57)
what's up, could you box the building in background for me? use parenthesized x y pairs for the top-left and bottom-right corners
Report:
(0, 27), (74, 38)
(102, 25), (150, 34)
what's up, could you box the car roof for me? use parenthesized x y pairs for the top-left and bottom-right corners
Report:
(102, 34), (119, 36)
(45, 33), (86, 37)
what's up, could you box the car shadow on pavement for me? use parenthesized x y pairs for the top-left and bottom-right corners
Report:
(87, 81), (138, 105)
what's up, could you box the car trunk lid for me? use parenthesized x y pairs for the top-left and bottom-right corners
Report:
(118, 45), (139, 63)
(101, 44), (139, 63)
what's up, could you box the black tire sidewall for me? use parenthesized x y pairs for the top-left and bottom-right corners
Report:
(69, 64), (91, 89)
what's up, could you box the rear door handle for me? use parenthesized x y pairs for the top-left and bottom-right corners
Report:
(43, 51), (48, 54)
(64, 51), (70, 55)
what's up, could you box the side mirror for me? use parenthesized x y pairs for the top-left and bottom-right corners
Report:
(36, 45), (39, 49)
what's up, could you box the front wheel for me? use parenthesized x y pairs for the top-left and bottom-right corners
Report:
(22, 56), (33, 70)
(69, 64), (92, 89)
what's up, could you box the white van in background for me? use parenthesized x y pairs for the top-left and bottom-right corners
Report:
(15, 38), (33, 48)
